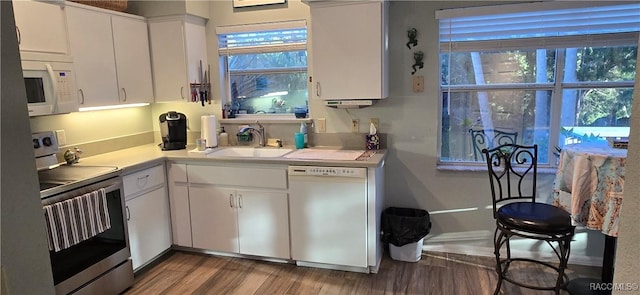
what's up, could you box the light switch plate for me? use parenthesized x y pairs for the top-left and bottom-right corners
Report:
(413, 75), (424, 92)
(55, 130), (66, 146)
(351, 119), (359, 133)
(317, 118), (326, 133)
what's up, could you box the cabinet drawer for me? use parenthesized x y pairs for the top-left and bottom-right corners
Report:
(187, 166), (286, 189)
(124, 164), (165, 198)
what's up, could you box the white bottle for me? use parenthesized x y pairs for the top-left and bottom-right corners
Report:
(300, 122), (308, 148)
(219, 127), (229, 146)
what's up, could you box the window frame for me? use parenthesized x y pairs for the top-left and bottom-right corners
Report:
(216, 20), (308, 119)
(436, 3), (639, 169)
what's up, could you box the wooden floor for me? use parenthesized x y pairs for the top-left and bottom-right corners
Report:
(124, 250), (600, 295)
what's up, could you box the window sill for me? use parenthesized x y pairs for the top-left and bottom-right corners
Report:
(220, 114), (313, 124)
(437, 164), (558, 175)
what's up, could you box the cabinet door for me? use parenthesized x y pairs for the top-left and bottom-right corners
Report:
(126, 186), (172, 270)
(184, 19), (207, 87)
(310, 1), (385, 100)
(149, 16), (207, 102)
(168, 163), (191, 247)
(148, 19), (188, 102)
(111, 15), (154, 104)
(66, 6), (119, 107)
(189, 186), (239, 252)
(237, 190), (290, 259)
(13, 0), (68, 55)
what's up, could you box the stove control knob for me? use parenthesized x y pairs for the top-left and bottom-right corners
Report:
(42, 137), (53, 147)
(33, 138), (41, 149)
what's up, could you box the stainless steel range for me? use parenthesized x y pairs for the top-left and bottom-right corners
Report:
(33, 131), (133, 295)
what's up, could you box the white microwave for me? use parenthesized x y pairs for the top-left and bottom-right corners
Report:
(21, 57), (78, 116)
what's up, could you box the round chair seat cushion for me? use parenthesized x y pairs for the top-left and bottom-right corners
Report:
(497, 202), (574, 234)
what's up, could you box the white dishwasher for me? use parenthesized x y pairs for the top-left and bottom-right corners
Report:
(288, 165), (368, 269)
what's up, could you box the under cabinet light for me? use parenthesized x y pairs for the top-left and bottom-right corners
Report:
(78, 103), (150, 112)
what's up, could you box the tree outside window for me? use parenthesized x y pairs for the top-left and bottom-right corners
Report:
(437, 3), (639, 165)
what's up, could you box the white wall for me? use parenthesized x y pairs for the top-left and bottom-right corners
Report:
(612, 37), (640, 292)
(30, 106), (153, 144)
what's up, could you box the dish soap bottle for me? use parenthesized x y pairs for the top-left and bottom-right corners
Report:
(219, 127), (229, 146)
(300, 122), (308, 148)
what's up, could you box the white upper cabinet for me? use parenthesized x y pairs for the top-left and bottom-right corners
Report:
(111, 15), (154, 104)
(308, 0), (388, 100)
(13, 0), (69, 56)
(66, 3), (153, 108)
(66, 5), (119, 107)
(148, 16), (207, 102)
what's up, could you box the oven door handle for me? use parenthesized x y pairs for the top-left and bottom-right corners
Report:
(41, 177), (122, 206)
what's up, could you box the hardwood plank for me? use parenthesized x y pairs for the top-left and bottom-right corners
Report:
(124, 250), (600, 295)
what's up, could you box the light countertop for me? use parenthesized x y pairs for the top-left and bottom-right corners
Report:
(73, 144), (387, 174)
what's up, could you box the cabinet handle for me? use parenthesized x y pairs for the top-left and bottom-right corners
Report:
(180, 86), (185, 100)
(316, 82), (321, 97)
(125, 206), (130, 221)
(137, 174), (150, 188)
(16, 26), (21, 45)
(78, 89), (85, 104)
(122, 88), (127, 102)
(238, 194), (243, 208)
(229, 194), (234, 208)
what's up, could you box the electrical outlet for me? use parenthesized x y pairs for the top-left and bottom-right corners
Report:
(351, 119), (359, 133)
(55, 130), (66, 146)
(317, 118), (326, 133)
(370, 118), (379, 130)
(413, 75), (424, 92)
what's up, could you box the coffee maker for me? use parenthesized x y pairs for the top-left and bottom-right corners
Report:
(159, 111), (187, 150)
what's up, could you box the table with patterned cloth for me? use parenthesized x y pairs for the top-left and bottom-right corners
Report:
(552, 141), (627, 291)
(553, 142), (627, 236)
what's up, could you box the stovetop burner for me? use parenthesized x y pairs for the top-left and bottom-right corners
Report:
(38, 165), (121, 198)
(39, 181), (67, 191)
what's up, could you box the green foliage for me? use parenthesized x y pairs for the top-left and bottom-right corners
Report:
(574, 46), (636, 126)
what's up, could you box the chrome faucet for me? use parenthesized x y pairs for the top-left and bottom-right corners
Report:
(239, 122), (265, 147)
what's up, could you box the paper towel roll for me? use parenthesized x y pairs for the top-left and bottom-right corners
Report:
(201, 115), (218, 148)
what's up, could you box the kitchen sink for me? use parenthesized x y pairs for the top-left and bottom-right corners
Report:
(207, 147), (293, 158)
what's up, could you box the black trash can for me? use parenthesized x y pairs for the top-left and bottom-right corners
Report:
(381, 207), (431, 262)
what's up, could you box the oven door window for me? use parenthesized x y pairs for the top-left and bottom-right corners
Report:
(49, 189), (128, 285)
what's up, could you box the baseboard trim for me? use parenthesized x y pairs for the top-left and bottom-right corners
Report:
(423, 244), (602, 267)
(296, 261), (370, 273)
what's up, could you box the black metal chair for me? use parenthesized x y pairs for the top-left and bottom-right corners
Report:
(482, 144), (575, 295)
(469, 128), (519, 161)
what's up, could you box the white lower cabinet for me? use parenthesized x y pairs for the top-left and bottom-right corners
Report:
(186, 165), (290, 259)
(167, 163), (192, 247)
(189, 186), (237, 252)
(190, 186), (289, 258)
(123, 164), (172, 270)
(236, 190), (289, 258)
(126, 187), (171, 270)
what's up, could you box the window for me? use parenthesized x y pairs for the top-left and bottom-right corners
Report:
(437, 3), (639, 165)
(217, 21), (308, 116)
